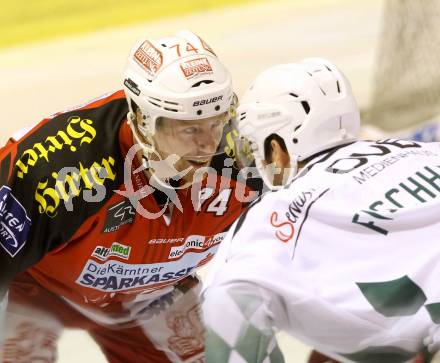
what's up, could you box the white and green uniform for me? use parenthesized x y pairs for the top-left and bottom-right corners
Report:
(202, 139), (440, 363)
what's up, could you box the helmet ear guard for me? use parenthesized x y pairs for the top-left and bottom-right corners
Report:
(236, 58), (360, 189)
(127, 109), (155, 159)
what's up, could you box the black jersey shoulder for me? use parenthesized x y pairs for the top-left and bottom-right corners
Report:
(0, 92), (128, 287)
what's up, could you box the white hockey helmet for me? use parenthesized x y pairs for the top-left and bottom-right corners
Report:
(123, 30), (234, 159)
(236, 58), (360, 189)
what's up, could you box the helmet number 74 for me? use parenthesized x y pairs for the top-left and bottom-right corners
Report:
(169, 42), (199, 57)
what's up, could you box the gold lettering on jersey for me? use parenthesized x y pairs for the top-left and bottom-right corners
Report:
(34, 180), (60, 218)
(16, 116), (97, 179)
(223, 128), (247, 171)
(224, 129), (238, 158)
(54, 172), (82, 202)
(35, 156), (116, 217)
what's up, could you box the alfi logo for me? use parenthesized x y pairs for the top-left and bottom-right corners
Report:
(92, 242), (132, 261)
(193, 95), (223, 107)
(0, 186), (32, 257)
(270, 212), (294, 243)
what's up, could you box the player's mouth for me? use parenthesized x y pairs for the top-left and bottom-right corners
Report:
(184, 158), (211, 168)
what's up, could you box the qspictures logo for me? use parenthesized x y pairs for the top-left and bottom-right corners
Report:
(0, 186), (32, 257)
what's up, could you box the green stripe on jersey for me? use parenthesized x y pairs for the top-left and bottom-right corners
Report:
(356, 275), (426, 317)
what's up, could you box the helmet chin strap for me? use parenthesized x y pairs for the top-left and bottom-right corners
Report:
(286, 155), (300, 185)
(127, 111), (155, 159)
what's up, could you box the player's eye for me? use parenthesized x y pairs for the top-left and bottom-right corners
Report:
(182, 126), (199, 134)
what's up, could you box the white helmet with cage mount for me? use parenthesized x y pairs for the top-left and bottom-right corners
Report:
(123, 30), (234, 161)
(236, 58), (360, 189)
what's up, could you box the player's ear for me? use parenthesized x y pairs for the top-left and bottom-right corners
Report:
(270, 139), (290, 168)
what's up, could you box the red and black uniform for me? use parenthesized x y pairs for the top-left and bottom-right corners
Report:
(0, 91), (259, 363)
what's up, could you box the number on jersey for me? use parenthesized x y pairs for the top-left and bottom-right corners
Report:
(196, 188), (232, 216)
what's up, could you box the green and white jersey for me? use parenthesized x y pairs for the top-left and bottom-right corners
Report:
(202, 139), (440, 363)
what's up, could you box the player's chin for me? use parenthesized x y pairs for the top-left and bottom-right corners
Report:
(180, 160), (212, 186)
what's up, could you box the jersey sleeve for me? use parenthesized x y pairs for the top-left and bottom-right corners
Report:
(203, 281), (284, 363)
(0, 135), (49, 293)
(0, 93), (127, 294)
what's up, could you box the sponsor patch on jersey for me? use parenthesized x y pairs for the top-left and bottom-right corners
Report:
(92, 242), (132, 261)
(148, 237), (185, 245)
(35, 155), (117, 217)
(76, 248), (220, 292)
(134, 40), (163, 75)
(270, 187), (330, 252)
(180, 57), (212, 79)
(270, 212), (295, 243)
(0, 186), (32, 257)
(103, 199), (135, 233)
(15, 116), (97, 179)
(168, 232), (226, 259)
